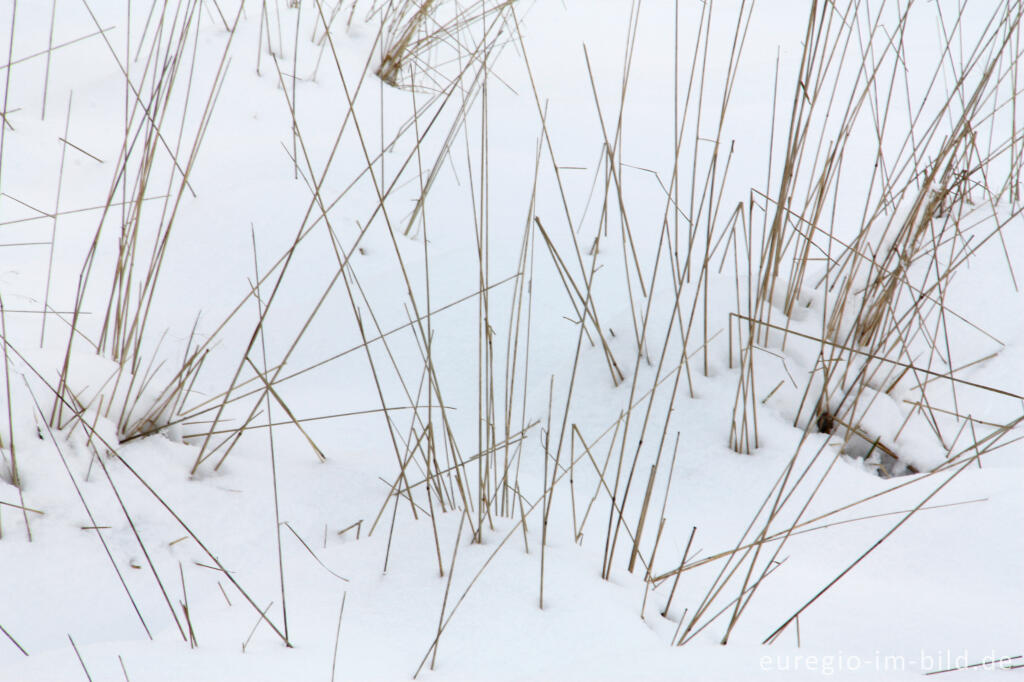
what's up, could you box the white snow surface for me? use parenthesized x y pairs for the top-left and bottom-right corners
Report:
(0, 1), (1021, 680)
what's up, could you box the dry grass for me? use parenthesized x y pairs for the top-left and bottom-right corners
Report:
(0, 0), (1021, 672)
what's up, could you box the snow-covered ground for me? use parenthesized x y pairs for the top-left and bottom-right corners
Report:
(0, 1), (1022, 679)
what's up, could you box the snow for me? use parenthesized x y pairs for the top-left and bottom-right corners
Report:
(0, 0), (1022, 679)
